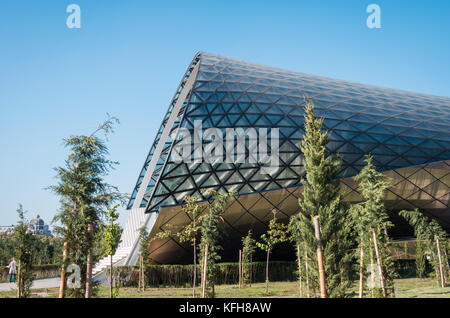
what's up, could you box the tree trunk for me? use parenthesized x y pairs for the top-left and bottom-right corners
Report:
(201, 243), (209, 298)
(369, 246), (375, 298)
(435, 236), (445, 288)
(192, 239), (197, 297)
(249, 254), (253, 287)
(265, 249), (270, 294)
(141, 256), (146, 292)
(109, 254), (113, 298)
(304, 246), (310, 298)
(443, 249), (449, 285)
(59, 241), (68, 298)
(359, 241), (365, 298)
(238, 249), (242, 289)
(313, 216), (327, 298)
(85, 256), (93, 298)
(85, 223), (94, 298)
(297, 244), (303, 297)
(17, 260), (21, 298)
(138, 256), (145, 292)
(371, 228), (387, 298)
(138, 256), (141, 291)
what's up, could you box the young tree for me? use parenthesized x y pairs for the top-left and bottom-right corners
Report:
(152, 195), (204, 297)
(352, 155), (396, 298)
(138, 226), (151, 292)
(257, 210), (288, 294)
(50, 115), (124, 298)
(289, 99), (354, 298)
(14, 204), (36, 298)
(400, 209), (448, 287)
(199, 190), (234, 298)
(349, 202), (371, 298)
(178, 196), (203, 297)
(102, 204), (122, 298)
(241, 230), (256, 287)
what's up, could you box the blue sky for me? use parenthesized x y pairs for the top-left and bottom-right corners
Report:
(1, 0), (449, 228)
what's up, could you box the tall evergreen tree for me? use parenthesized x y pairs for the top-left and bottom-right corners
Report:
(352, 155), (396, 298)
(289, 100), (353, 298)
(50, 115), (124, 298)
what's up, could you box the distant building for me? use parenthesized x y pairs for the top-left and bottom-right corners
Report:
(1, 215), (53, 236)
(28, 215), (52, 237)
(0, 225), (14, 236)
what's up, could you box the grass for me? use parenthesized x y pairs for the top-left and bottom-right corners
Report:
(393, 278), (450, 298)
(1, 278), (449, 298)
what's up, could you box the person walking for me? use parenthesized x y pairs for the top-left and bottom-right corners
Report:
(7, 258), (17, 283)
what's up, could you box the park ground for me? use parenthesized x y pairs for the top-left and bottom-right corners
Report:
(0, 278), (449, 298)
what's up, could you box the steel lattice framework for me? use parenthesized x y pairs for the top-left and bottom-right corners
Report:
(119, 52), (450, 264)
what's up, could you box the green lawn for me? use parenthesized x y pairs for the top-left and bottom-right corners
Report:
(1, 278), (449, 298)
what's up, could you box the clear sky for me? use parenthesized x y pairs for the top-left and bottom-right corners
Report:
(1, 0), (449, 228)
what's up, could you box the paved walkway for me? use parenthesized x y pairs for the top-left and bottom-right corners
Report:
(0, 277), (60, 292)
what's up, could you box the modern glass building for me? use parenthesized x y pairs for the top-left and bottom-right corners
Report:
(103, 52), (450, 267)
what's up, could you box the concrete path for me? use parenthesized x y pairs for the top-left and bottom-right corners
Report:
(0, 277), (60, 292)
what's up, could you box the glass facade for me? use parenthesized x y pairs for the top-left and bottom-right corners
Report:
(126, 52), (450, 264)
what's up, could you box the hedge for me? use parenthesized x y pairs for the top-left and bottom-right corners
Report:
(111, 259), (426, 288)
(0, 264), (60, 283)
(112, 261), (297, 288)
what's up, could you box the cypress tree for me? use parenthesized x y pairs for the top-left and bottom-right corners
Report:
(289, 99), (353, 298)
(352, 155), (396, 298)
